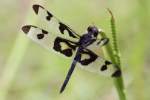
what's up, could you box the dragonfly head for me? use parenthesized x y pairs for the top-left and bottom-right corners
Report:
(87, 25), (101, 38)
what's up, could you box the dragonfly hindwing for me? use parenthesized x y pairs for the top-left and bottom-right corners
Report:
(77, 49), (121, 77)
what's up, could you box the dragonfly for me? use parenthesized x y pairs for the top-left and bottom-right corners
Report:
(22, 4), (121, 93)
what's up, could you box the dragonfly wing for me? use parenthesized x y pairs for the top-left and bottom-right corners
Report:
(22, 25), (78, 58)
(32, 4), (80, 39)
(77, 49), (121, 77)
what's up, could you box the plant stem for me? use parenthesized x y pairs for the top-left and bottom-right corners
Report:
(100, 9), (126, 100)
(0, 2), (33, 100)
(0, 34), (29, 100)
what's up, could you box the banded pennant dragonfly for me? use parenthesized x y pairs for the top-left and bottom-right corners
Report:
(22, 4), (121, 93)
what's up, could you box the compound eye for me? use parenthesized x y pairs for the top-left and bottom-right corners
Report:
(87, 26), (92, 32)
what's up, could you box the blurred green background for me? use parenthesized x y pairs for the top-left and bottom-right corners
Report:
(0, 0), (149, 100)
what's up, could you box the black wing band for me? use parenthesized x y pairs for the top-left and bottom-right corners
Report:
(53, 37), (78, 57)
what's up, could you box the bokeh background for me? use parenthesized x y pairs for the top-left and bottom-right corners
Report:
(0, 0), (149, 100)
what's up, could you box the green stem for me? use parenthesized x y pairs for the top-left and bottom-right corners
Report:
(0, 34), (29, 100)
(100, 9), (126, 100)
(0, 2), (35, 100)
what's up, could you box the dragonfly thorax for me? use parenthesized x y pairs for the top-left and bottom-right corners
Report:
(79, 26), (99, 47)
